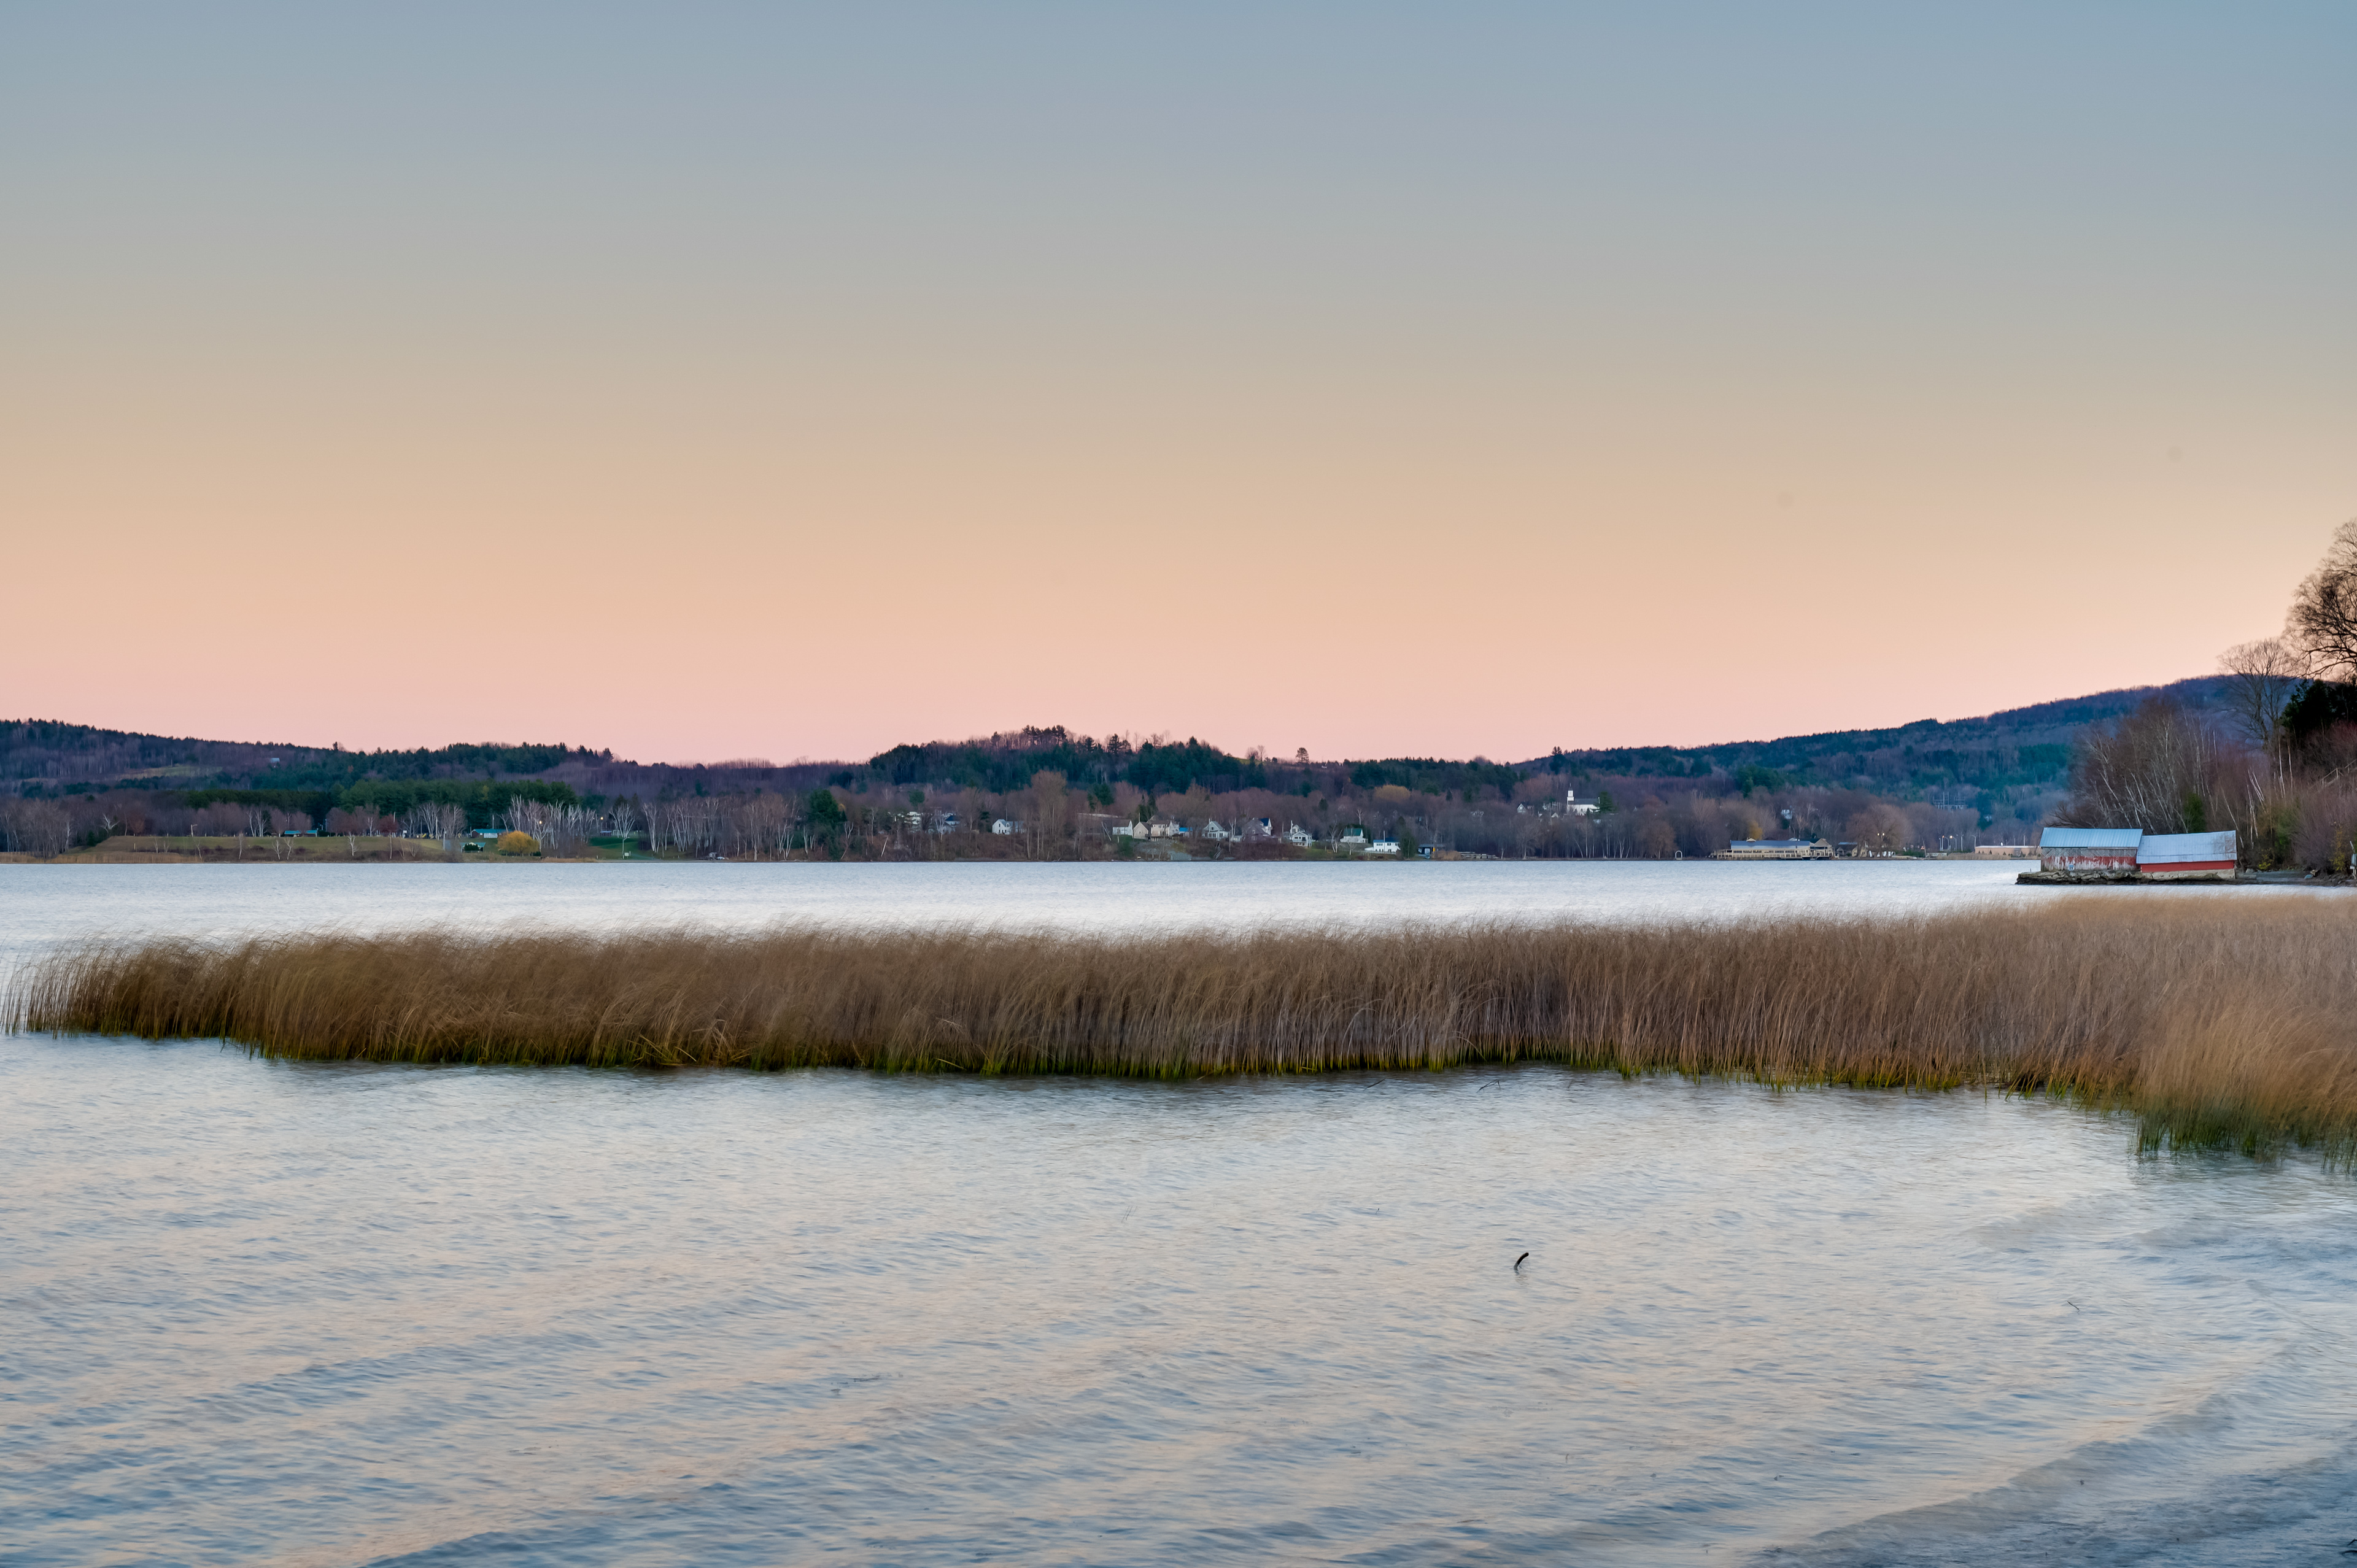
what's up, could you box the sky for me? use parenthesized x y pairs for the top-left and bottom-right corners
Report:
(5, 4), (2353, 765)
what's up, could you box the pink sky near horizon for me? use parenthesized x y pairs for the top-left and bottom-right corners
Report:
(6, 7), (2351, 766)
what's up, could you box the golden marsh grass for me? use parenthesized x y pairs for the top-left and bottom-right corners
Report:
(13, 898), (2357, 1156)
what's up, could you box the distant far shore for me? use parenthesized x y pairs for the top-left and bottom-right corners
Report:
(0, 835), (593, 866)
(0, 835), (2261, 870)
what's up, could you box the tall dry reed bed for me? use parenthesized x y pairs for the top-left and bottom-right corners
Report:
(13, 899), (2357, 1155)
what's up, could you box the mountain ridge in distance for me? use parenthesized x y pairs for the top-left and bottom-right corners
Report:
(2, 673), (2235, 802)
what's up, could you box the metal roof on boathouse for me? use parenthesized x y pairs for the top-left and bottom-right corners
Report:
(2035, 827), (2237, 878)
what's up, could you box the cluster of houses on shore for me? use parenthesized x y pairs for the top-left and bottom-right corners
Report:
(1109, 816), (1348, 850)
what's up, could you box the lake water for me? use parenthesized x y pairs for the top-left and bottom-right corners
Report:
(4, 862), (2353, 1565)
(2, 856), (2332, 983)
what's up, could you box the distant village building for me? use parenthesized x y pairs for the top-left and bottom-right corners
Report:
(1283, 824), (1314, 847)
(1970, 843), (2037, 859)
(1199, 820), (1232, 843)
(1366, 839), (1401, 855)
(991, 819), (1018, 836)
(1715, 838), (1835, 860)
(1336, 827), (1368, 848)
(1566, 792), (1600, 816)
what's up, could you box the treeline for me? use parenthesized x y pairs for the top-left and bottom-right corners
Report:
(7, 677), (2226, 849)
(186, 779), (581, 827)
(863, 728), (1574, 805)
(4, 741), (2044, 862)
(1, 720), (607, 797)
(230, 743), (604, 792)
(0, 779), (587, 857)
(1549, 676), (2229, 797)
(1, 719), (326, 794)
(586, 769), (2007, 863)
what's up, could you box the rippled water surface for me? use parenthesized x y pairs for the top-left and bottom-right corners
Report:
(4, 864), (2353, 1564)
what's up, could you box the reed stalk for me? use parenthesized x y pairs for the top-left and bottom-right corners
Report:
(12, 900), (2357, 1156)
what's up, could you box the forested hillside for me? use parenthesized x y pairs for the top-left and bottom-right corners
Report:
(0, 721), (603, 794)
(1541, 676), (2233, 798)
(0, 674), (2248, 861)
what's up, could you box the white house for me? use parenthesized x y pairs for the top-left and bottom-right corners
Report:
(1336, 827), (1368, 848)
(991, 819), (1018, 835)
(1566, 792), (1600, 816)
(1199, 820), (1232, 842)
(1283, 824), (1314, 847)
(1366, 839), (1402, 856)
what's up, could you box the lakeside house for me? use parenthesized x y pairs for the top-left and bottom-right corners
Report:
(1714, 838), (1835, 860)
(1971, 844), (2037, 859)
(1284, 824), (1314, 847)
(1566, 792), (1600, 816)
(991, 818), (1018, 835)
(1336, 827), (1368, 849)
(2036, 827), (2238, 879)
(1199, 820), (1232, 843)
(1366, 839), (1401, 856)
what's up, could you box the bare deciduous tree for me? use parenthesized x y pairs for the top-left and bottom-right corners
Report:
(2217, 636), (2305, 757)
(2057, 698), (2216, 834)
(2, 799), (73, 858)
(406, 800), (468, 857)
(508, 797), (595, 857)
(2288, 519), (2357, 679)
(1844, 802), (1910, 856)
(1029, 770), (1067, 858)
